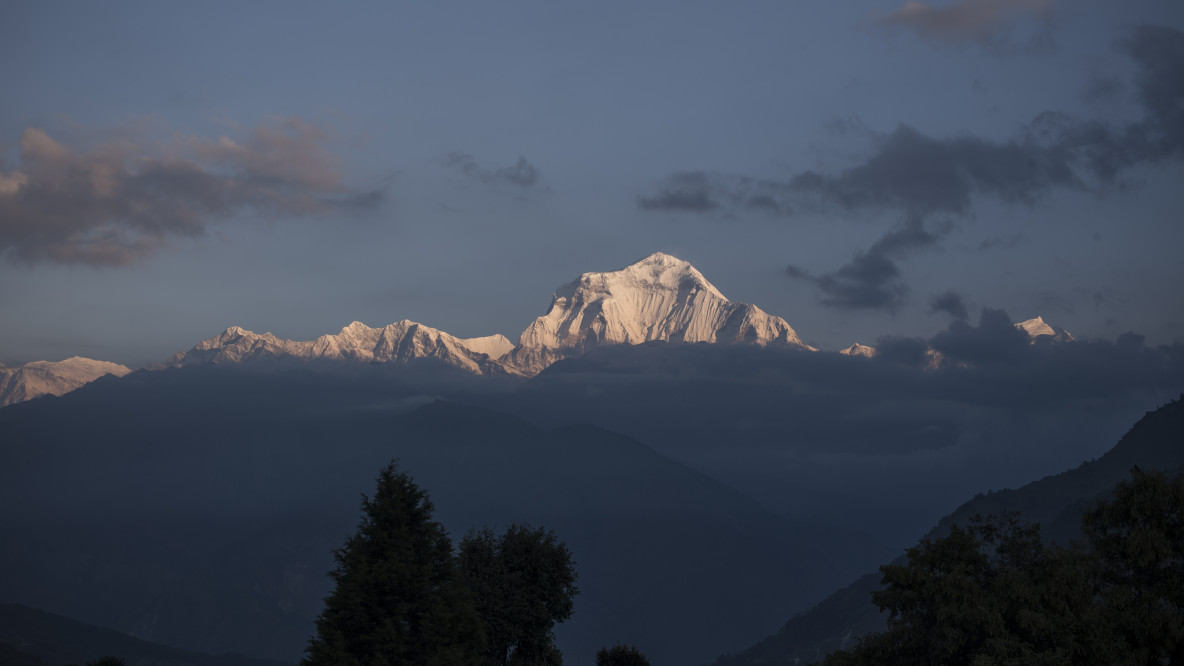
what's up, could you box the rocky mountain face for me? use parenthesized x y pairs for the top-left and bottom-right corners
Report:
(162, 320), (509, 375)
(0, 357), (131, 408)
(1016, 316), (1076, 343)
(164, 253), (818, 377)
(502, 252), (815, 374)
(839, 343), (876, 358)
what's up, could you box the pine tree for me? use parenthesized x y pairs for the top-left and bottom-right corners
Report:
(304, 461), (480, 666)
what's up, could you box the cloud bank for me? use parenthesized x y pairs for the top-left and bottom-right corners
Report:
(0, 117), (377, 266)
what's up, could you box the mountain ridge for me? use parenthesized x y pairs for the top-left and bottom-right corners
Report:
(159, 252), (819, 378)
(0, 357), (131, 408)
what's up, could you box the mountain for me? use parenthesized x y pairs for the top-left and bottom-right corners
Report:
(709, 395), (1184, 666)
(834, 315), (1071, 365)
(1016, 315), (1076, 343)
(163, 320), (509, 375)
(457, 333), (515, 360)
(0, 357), (130, 408)
(0, 363), (882, 666)
(839, 343), (876, 358)
(504, 252), (815, 374)
(156, 253), (816, 377)
(0, 604), (288, 666)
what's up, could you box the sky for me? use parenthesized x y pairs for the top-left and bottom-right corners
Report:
(2, 0), (1182, 368)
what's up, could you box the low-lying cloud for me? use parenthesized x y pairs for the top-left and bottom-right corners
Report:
(0, 117), (379, 266)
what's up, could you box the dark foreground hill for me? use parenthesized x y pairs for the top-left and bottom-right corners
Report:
(0, 604), (288, 666)
(709, 395), (1184, 666)
(0, 362), (885, 666)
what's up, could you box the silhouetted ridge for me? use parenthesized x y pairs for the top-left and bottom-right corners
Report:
(710, 394), (1184, 666)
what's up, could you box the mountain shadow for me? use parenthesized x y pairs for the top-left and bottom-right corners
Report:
(0, 362), (885, 666)
(708, 394), (1184, 666)
(0, 603), (288, 666)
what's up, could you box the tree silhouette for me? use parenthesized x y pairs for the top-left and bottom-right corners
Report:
(458, 524), (579, 666)
(595, 644), (651, 666)
(820, 469), (1184, 665)
(303, 460), (480, 666)
(1082, 467), (1184, 665)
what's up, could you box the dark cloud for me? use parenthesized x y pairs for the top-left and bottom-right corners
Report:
(1122, 24), (1184, 162)
(0, 118), (380, 266)
(788, 122), (1086, 218)
(929, 290), (970, 319)
(931, 307), (1031, 365)
(637, 171), (719, 212)
(786, 218), (945, 311)
(874, 335), (932, 367)
(638, 25), (1182, 224)
(875, 0), (1055, 52)
(638, 25), (1184, 311)
(637, 171), (788, 215)
(444, 153), (542, 189)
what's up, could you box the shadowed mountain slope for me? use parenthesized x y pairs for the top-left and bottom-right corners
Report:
(0, 363), (883, 666)
(0, 604), (288, 666)
(709, 395), (1184, 666)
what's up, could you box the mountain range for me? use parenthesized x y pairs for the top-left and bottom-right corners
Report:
(2, 252), (1071, 408)
(3, 251), (1170, 666)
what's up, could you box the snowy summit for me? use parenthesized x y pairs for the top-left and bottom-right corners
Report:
(504, 252), (814, 374)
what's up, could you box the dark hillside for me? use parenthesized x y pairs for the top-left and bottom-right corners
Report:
(710, 395), (1184, 666)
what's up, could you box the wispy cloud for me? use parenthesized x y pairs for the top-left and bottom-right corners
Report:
(443, 152), (542, 189)
(0, 117), (381, 266)
(874, 0), (1055, 52)
(637, 171), (789, 215)
(786, 218), (947, 312)
(638, 25), (1184, 313)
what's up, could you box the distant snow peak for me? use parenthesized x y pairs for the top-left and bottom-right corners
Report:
(840, 343), (877, 359)
(504, 252), (815, 374)
(457, 334), (515, 360)
(0, 356), (131, 408)
(1016, 316), (1075, 343)
(168, 320), (507, 375)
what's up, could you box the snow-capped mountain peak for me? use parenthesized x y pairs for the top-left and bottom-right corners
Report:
(0, 356), (131, 408)
(166, 320), (507, 374)
(1016, 316), (1075, 343)
(839, 343), (877, 358)
(504, 252), (814, 374)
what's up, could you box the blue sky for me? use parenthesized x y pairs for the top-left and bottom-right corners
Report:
(2, 0), (1182, 367)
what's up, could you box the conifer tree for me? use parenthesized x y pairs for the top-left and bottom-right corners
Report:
(304, 461), (480, 666)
